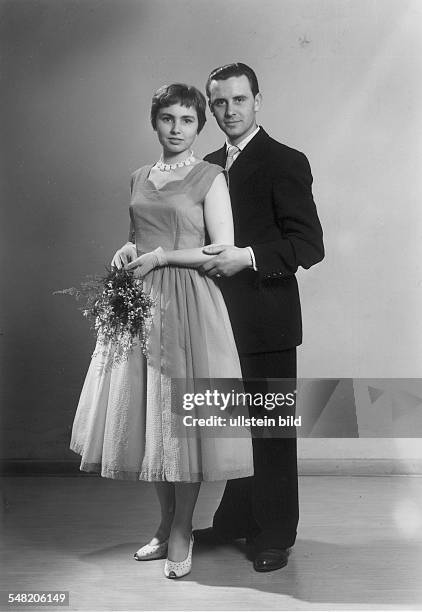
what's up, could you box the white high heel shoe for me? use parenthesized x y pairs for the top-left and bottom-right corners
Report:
(164, 535), (194, 579)
(134, 539), (168, 561)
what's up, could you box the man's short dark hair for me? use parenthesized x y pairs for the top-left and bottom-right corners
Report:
(151, 83), (207, 134)
(205, 62), (260, 99)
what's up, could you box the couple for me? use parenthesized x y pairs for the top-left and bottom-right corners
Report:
(70, 62), (324, 579)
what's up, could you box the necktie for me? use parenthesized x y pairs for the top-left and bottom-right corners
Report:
(225, 145), (239, 171)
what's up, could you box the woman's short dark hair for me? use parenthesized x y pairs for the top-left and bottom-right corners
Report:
(150, 83), (207, 134)
(205, 62), (259, 99)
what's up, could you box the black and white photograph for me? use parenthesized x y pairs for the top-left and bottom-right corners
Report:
(1, 0), (421, 610)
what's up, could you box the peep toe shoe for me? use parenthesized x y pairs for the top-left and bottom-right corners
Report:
(164, 535), (194, 579)
(134, 539), (168, 561)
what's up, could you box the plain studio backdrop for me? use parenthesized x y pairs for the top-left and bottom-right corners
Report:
(1, 0), (421, 469)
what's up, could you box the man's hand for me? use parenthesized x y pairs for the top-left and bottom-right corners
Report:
(200, 245), (252, 278)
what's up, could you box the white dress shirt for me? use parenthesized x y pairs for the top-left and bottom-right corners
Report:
(225, 125), (261, 163)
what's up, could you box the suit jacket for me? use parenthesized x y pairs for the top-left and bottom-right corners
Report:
(204, 128), (324, 354)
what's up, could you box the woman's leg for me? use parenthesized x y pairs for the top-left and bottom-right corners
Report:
(149, 482), (175, 544)
(168, 482), (201, 561)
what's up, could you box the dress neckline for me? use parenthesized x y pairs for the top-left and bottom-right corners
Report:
(144, 160), (207, 191)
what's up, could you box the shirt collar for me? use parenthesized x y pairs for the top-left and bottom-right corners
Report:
(226, 125), (260, 152)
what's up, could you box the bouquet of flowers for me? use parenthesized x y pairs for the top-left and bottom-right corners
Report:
(55, 267), (154, 365)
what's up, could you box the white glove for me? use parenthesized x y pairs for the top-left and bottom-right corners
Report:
(111, 242), (137, 269)
(125, 247), (167, 277)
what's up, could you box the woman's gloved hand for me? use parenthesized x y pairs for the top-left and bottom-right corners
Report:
(111, 242), (137, 269)
(125, 247), (167, 277)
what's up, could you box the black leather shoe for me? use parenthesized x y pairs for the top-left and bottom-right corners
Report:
(192, 527), (232, 545)
(253, 548), (289, 572)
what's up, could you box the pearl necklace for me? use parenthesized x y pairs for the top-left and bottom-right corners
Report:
(156, 151), (195, 172)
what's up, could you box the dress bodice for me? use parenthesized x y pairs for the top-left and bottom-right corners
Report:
(129, 161), (223, 254)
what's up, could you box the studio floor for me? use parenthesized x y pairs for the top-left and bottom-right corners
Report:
(1, 475), (422, 611)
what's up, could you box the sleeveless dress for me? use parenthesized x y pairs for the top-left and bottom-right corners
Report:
(70, 161), (254, 482)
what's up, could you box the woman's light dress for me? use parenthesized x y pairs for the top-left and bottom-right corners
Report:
(70, 161), (254, 482)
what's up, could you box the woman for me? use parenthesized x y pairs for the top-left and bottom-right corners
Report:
(70, 83), (253, 579)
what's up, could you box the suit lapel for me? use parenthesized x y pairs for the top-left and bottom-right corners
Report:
(206, 145), (226, 168)
(228, 128), (269, 186)
(207, 129), (270, 185)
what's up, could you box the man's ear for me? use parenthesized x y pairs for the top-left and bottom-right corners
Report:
(208, 100), (215, 115)
(254, 92), (262, 112)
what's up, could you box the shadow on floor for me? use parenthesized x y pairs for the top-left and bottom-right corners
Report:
(78, 536), (422, 606)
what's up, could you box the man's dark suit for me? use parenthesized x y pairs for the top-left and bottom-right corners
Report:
(204, 127), (324, 551)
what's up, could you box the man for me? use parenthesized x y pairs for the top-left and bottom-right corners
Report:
(196, 63), (324, 572)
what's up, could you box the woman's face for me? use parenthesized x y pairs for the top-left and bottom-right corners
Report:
(155, 103), (199, 156)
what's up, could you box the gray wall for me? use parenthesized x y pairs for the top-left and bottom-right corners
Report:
(1, 0), (421, 464)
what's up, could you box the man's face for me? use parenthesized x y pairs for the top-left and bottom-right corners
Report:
(208, 75), (262, 145)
